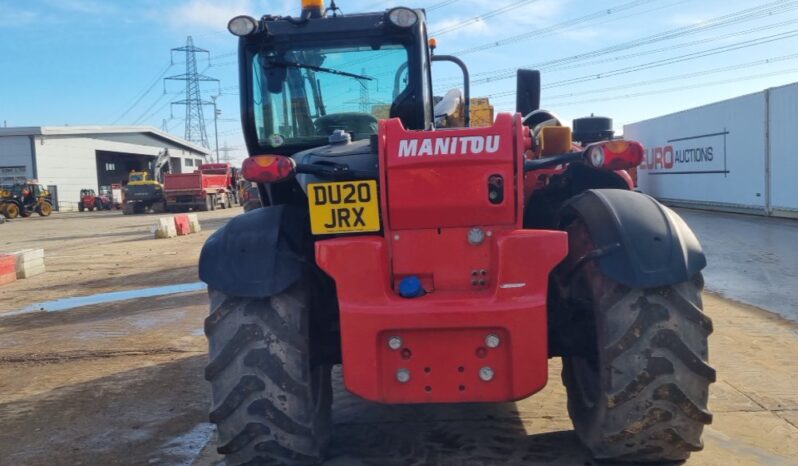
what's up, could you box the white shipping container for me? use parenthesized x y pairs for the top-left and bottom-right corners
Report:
(624, 92), (768, 213)
(767, 84), (798, 215)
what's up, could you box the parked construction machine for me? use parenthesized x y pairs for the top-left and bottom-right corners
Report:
(122, 149), (171, 215)
(1, 182), (53, 219)
(78, 188), (111, 212)
(164, 163), (237, 212)
(199, 3), (714, 465)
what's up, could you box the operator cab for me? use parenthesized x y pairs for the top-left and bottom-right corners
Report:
(231, 2), (435, 158)
(129, 173), (147, 183)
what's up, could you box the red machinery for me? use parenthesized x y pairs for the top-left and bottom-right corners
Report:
(78, 189), (111, 212)
(199, 4), (713, 465)
(164, 163), (237, 212)
(317, 114), (567, 402)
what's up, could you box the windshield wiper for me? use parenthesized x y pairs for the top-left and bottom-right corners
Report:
(267, 60), (373, 82)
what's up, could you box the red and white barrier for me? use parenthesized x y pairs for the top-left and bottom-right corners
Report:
(153, 214), (202, 239)
(0, 254), (16, 285)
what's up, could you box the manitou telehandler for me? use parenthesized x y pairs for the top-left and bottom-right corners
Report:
(199, 2), (714, 464)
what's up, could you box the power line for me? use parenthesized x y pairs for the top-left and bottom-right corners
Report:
(539, 17), (798, 74)
(430, 0), (544, 36)
(135, 91), (183, 125)
(435, 18), (798, 95)
(426, 0), (460, 12)
(450, 0), (662, 56)
(539, 28), (798, 90)
(481, 28), (798, 99)
(131, 91), (170, 125)
(465, 0), (798, 85)
(111, 63), (173, 124)
(538, 68), (798, 107)
(540, 53), (798, 101)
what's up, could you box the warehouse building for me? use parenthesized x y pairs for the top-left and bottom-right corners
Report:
(0, 126), (210, 210)
(625, 81), (798, 218)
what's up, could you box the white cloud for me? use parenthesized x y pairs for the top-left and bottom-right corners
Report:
(45, 0), (117, 14)
(0, 7), (38, 27)
(165, 0), (304, 31)
(168, 0), (255, 30)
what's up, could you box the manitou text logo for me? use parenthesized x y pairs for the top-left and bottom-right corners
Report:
(398, 135), (501, 157)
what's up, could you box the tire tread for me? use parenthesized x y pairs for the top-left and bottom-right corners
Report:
(205, 283), (331, 466)
(561, 219), (714, 463)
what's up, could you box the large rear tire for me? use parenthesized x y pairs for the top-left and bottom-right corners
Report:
(3, 203), (19, 219)
(37, 202), (52, 217)
(205, 277), (332, 466)
(558, 219), (714, 462)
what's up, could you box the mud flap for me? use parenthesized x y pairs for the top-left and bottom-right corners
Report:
(199, 205), (310, 298)
(560, 189), (706, 288)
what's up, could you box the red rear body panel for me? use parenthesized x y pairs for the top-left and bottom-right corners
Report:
(316, 113), (568, 404)
(385, 114), (518, 229)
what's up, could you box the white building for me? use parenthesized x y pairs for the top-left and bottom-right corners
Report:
(624, 81), (798, 218)
(0, 126), (210, 211)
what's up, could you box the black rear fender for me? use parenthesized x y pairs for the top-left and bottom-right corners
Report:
(559, 189), (706, 288)
(199, 204), (311, 298)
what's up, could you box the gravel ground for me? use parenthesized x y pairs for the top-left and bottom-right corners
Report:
(0, 208), (796, 465)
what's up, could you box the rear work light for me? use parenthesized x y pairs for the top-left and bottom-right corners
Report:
(228, 15), (258, 36)
(241, 155), (296, 183)
(586, 140), (644, 170)
(387, 7), (418, 28)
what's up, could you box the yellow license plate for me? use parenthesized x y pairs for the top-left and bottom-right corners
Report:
(308, 180), (381, 235)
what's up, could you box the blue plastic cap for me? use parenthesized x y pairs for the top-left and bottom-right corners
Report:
(399, 275), (425, 298)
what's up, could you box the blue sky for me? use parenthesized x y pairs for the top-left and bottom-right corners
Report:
(2, 0), (798, 163)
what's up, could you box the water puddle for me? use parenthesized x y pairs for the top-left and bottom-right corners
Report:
(6, 282), (207, 316)
(155, 422), (215, 466)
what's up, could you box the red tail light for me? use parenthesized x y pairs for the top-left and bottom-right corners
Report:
(241, 155), (296, 183)
(585, 140), (644, 170)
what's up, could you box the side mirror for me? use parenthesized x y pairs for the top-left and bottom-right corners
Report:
(516, 69), (541, 117)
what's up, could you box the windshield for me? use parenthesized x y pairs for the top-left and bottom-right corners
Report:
(252, 43), (409, 148)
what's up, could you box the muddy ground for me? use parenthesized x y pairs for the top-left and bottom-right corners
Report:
(0, 209), (796, 465)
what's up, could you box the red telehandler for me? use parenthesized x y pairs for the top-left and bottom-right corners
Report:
(199, 2), (714, 464)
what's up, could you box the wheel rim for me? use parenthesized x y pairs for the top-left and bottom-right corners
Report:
(7, 205), (19, 218)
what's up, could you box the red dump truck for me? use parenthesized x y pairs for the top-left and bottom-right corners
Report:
(164, 163), (237, 212)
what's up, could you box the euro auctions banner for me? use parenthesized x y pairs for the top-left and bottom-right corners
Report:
(624, 92), (767, 211)
(640, 131), (728, 175)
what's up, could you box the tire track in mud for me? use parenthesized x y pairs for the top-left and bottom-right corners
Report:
(0, 347), (202, 365)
